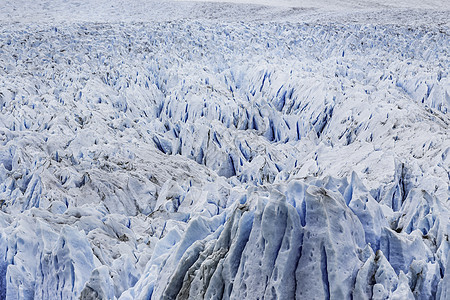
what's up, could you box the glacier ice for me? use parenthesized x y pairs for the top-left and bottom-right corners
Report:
(0, 1), (449, 299)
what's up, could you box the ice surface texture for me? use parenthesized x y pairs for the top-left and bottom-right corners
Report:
(0, 17), (449, 300)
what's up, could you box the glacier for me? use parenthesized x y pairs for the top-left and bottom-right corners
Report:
(0, 0), (449, 299)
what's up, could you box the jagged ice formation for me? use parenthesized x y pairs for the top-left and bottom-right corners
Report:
(0, 2), (449, 299)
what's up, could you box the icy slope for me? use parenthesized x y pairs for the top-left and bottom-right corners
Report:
(0, 4), (449, 300)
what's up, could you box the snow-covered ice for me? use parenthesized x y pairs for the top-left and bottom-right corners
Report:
(0, 0), (449, 299)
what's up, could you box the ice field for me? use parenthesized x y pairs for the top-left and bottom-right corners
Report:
(0, 0), (449, 299)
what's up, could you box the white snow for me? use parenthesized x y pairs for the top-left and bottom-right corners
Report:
(0, 0), (449, 299)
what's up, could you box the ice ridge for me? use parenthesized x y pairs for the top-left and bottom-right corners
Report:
(0, 20), (448, 299)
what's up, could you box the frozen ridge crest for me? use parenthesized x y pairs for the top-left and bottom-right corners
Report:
(0, 7), (449, 300)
